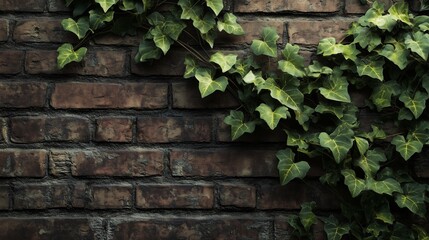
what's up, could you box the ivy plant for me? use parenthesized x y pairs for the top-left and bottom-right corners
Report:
(58, 0), (429, 239)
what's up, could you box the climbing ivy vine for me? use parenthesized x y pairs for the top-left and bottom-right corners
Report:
(59, 0), (429, 239)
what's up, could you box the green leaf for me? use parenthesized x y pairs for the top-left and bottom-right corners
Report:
(413, 225), (429, 240)
(358, 125), (386, 142)
(315, 102), (344, 119)
(206, 0), (223, 16)
(201, 29), (216, 48)
(370, 81), (401, 111)
(251, 27), (279, 57)
(378, 42), (409, 70)
(388, 2), (412, 26)
(61, 17), (90, 39)
(210, 52), (237, 73)
(306, 61), (332, 78)
(405, 32), (429, 61)
(317, 38), (360, 61)
(392, 135), (424, 160)
(354, 137), (369, 155)
(261, 78), (303, 111)
(319, 130), (354, 164)
(342, 169), (366, 198)
(399, 91), (428, 119)
(319, 69), (351, 103)
(178, 0), (203, 20)
(217, 13), (244, 35)
(224, 110), (256, 140)
(323, 215), (350, 240)
(195, 68), (228, 98)
(295, 105), (314, 131)
(184, 56), (197, 79)
(150, 27), (174, 55)
(355, 149), (387, 178)
(359, 2), (396, 31)
(366, 177), (403, 196)
(277, 148), (310, 185)
(256, 103), (289, 130)
(356, 58), (385, 81)
(193, 13), (216, 34)
(95, 0), (119, 12)
(394, 183), (427, 217)
(89, 9), (114, 30)
(134, 40), (162, 62)
(299, 201), (317, 232)
(351, 24), (381, 51)
(278, 43), (306, 78)
(375, 203), (395, 224)
(57, 43), (87, 69)
(286, 130), (309, 150)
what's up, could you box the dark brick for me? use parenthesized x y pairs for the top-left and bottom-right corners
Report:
(131, 50), (187, 76)
(14, 184), (49, 209)
(94, 33), (140, 46)
(0, 186), (9, 209)
(111, 216), (272, 239)
(0, 20), (9, 41)
(234, 0), (341, 13)
(10, 116), (90, 143)
(0, 82), (47, 108)
(95, 117), (133, 142)
(89, 184), (133, 209)
(0, 51), (24, 74)
(0, 0), (46, 12)
(219, 183), (256, 208)
(345, 0), (393, 14)
(13, 18), (71, 43)
(51, 82), (168, 109)
(47, 0), (69, 12)
(71, 182), (86, 208)
(137, 117), (212, 143)
(0, 149), (46, 177)
(136, 184), (214, 209)
(288, 19), (352, 45)
(51, 184), (70, 208)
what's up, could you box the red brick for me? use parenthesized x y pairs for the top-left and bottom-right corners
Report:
(0, 51), (24, 74)
(172, 81), (238, 109)
(13, 18), (71, 43)
(0, 0), (46, 12)
(0, 186), (9, 209)
(218, 20), (284, 45)
(10, 116), (90, 143)
(345, 0), (393, 14)
(14, 184), (48, 209)
(137, 117), (212, 143)
(0, 149), (46, 177)
(170, 149), (277, 177)
(51, 82), (168, 109)
(89, 184), (133, 209)
(288, 19), (352, 45)
(67, 148), (164, 177)
(0, 20), (9, 41)
(258, 181), (339, 210)
(25, 50), (127, 76)
(47, 0), (69, 12)
(95, 117), (133, 142)
(94, 34), (140, 46)
(0, 218), (98, 240)
(136, 184), (214, 209)
(234, 0), (340, 13)
(219, 183), (256, 208)
(0, 82), (47, 108)
(111, 216), (271, 239)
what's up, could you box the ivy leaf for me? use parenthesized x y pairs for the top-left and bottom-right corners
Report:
(224, 110), (256, 140)
(317, 38), (360, 61)
(217, 13), (244, 35)
(178, 0), (203, 21)
(391, 135), (424, 160)
(375, 203), (395, 224)
(206, 0), (223, 16)
(95, 0), (119, 13)
(394, 183), (427, 217)
(150, 27), (174, 55)
(195, 68), (228, 98)
(388, 1), (413, 26)
(351, 24), (381, 51)
(405, 32), (429, 61)
(366, 177), (403, 196)
(319, 130), (354, 164)
(277, 148), (310, 185)
(323, 215), (350, 240)
(399, 91), (428, 119)
(319, 69), (351, 103)
(413, 225), (429, 240)
(134, 40), (162, 62)
(342, 169), (366, 198)
(358, 125), (386, 142)
(61, 17), (90, 39)
(299, 201), (317, 232)
(286, 130), (309, 150)
(370, 81), (401, 111)
(261, 78), (303, 111)
(278, 43), (306, 78)
(295, 105), (314, 131)
(201, 29), (216, 48)
(142, 0), (155, 12)
(193, 13), (216, 34)
(359, 3), (396, 32)
(356, 58), (385, 81)
(354, 137), (369, 155)
(315, 102), (344, 119)
(184, 56), (197, 79)
(378, 42), (409, 70)
(251, 27), (279, 57)
(306, 61), (333, 78)
(355, 149), (387, 178)
(57, 43), (87, 69)
(210, 52), (237, 73)
(256, 103), (289, 130)
(89, 9), (114, 30)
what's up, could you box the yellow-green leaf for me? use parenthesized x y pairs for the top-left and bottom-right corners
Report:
(57, 43), (87, 69)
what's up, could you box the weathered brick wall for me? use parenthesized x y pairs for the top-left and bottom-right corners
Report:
(0, 0), (406, 239)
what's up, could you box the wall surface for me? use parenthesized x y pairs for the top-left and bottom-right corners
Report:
(0, 0), (409, 239)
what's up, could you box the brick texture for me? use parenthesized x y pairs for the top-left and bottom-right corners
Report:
(0, 82), (47, 108)
(0, 150), (46, 177)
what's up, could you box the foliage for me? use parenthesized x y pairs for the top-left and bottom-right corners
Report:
(59, 0), (429, 239)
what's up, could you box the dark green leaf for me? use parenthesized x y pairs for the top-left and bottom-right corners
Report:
(89, 9), (114, 30)
(299, 201), (317, 231)
(195, 68), (228, 97)
(178, 0), (203, 21)
(342, 169), (366, 197)
(277, 148), (310, 185)
(323, 215), (350, 240)
(251, 27), (279, 57)
(134, 40), (162, 62)
(394, 183), (427, 217)
(356, 58), (385, 81)
(405, 31), (429, 61)
(319, 130), (354, 164)
(399, 91), (428, 119)
(366, 177), (403, 196)
(319, 69), (351, 103)
(261, 78), (303, 111)
(388, 1), (413, 26)
(61, 17), (90, 39)
(217, 13), (244, 35)
(355, 149), (387, 178)
(278, 43), (306, 77)
(224, 110), (256, 140)
(256, 103), (289, 130)
(95, 0), (118, 12)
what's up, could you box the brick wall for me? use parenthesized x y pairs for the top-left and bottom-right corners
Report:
(0, 0), (400, 239)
